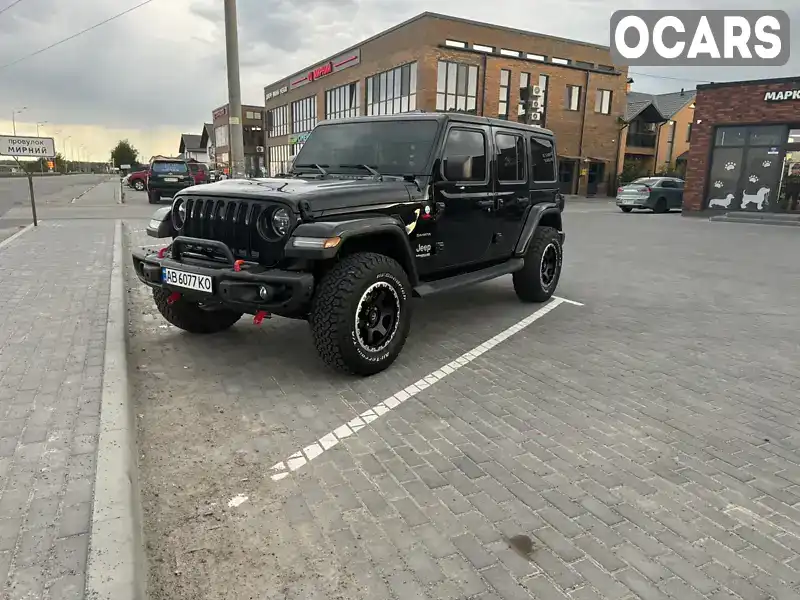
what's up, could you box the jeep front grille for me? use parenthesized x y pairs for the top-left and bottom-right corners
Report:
(178, 196), (285, 265)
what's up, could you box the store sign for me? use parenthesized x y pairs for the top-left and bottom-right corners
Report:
(289, 132), (311, 145)
(764, 89), (800, 102)
(265, 84), (288, 102)
(289, 49), (361, 90)
(213, 106), (228, 119)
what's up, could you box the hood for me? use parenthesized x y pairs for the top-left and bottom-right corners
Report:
(180, 176), (414, 212)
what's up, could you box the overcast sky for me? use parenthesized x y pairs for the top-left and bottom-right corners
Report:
(0, 0), (796, 161)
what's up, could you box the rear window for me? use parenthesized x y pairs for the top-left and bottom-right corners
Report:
(189, 164), (207, 173)
(151, 161), (188, 174)
(632, 178), (659, 186)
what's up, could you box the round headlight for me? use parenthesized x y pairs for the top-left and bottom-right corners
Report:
(271, 207), (291, 237)
(172, 197), (186, 229)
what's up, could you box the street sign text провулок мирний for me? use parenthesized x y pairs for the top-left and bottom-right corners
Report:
(0, 136), (56, 158)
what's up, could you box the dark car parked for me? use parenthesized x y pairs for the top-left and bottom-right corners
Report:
(147, 159), (195, 204)
(133, 113), (565, 375)
(616, 177), (684, 213)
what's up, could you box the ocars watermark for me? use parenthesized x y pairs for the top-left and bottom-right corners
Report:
(610, 10), (790, 66)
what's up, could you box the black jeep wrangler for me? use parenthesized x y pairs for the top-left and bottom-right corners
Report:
(132, 113), (565, 376)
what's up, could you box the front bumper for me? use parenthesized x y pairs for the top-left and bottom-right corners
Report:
(131, 236), (314, 316)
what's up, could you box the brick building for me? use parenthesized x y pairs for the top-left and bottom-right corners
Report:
(684, 76), (800, 215)
(211, 103), (265, 176)
(262, 12), (628, 195)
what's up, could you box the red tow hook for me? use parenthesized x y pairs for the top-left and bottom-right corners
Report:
(157, 246), (169, 258)
(253, 310), (271, 325)
(233, 259), (245, 272)
(167, 292), (181, 305)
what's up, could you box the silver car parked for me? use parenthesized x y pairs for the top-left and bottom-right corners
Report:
(616, 177), (684, 213)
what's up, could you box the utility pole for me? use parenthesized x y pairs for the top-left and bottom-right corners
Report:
(224, 0), (246, 179)
(11, 107), (26, 135)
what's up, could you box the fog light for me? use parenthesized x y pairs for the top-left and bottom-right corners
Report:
(259, 285), (269, 300)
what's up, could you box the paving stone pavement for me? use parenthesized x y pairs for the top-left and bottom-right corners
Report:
(127, 210), (800, 600)
(0, 220), (114, 599)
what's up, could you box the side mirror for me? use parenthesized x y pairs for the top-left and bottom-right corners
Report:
(442, 155), (472, 182)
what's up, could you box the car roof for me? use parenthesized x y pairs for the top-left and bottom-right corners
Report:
(315, 111), (555, 137)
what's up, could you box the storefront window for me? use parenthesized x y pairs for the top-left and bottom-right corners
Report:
(714, 127), (747, 146)
(706, 124), (788, 212)
(268, 144), (291, 176)
(787, 129), (800, 143)
(748, 125), (784, 146)
(291, 96), (317, 134)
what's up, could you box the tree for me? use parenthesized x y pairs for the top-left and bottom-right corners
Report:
(110, 139), (139, 168)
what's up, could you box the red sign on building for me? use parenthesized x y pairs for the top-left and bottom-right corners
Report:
(308, 62), (333, 82)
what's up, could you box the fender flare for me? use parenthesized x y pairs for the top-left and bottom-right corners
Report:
(514, 202), (563, 257)
(285, 215), (420, 285)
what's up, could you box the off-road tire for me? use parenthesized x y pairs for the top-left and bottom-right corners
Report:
(620, 206), (633, 213)
(134, 180), (145, 191)
(513, 226), (562, 303)
(148, 191), (160, 204)
(653, 197), (668, 213)
(153, 288), (242, 333)
(309, 252), (412, 376)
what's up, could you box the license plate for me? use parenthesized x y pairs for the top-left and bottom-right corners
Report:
(623, 199), (634, 204)
(162, 268), (212, 292)
(164, 177), (178, 182)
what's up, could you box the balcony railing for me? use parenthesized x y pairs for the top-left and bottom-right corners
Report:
(626, 132), (657, 148)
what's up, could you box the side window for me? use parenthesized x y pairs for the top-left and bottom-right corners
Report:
(495, 133), (525, 182)
(660, 180), (675, 188)
(530, 137), (556, 182)
(442, 128), (487, 182)
(676, 180), (685, 189)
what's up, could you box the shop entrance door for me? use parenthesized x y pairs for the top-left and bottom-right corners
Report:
(777, 147), (800, 213)
(558, 160), (576, 194)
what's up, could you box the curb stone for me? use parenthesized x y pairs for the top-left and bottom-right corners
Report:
(86, 220), (147, 600)
(0, 222), (37, 250)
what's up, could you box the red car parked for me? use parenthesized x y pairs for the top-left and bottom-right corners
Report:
(188, 162), (209, 185)
(127, 166), (149, 191)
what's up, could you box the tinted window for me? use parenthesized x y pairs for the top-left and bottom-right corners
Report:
(151, 162), (188, 174)
(660, 180), (676, 188)
(442, 128), (487, 181)
(530, 137), (556, 181)
(632, 178), (659, 185)
(715, 127), (747, 147)
(748, 125), (784, 146)
(293, 120), (438, 176)
(495, 133), (525, 181)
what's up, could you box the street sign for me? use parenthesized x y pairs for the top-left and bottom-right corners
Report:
(0, 135), (56, 158)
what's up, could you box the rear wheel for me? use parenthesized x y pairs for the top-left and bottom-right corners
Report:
(620, 206), (633, 213)
(513, 226), (562, 303)
(309, 252), (412, 376)
(153, 289), (242, 333)
(653, 197), (668, 213)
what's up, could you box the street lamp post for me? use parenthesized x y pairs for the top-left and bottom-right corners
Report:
(223, 0), (246, 179)
(36, 122), (48, 174)
(11, 106), (27, 135)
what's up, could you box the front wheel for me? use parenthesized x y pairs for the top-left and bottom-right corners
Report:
(134, 180), (145, 191)
(619, 206), (633, 213)
(309, 252), (412, 376)
(513, 226), (563, 303)
(153, 289), (242, 333)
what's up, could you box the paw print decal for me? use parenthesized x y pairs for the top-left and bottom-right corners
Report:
(724, 162), (736, 171)
(762, 160), (772, 168)
(749, 175), (759, 183)
(713, 180), (724, 188)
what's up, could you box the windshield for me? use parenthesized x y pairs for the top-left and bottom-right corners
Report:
(631, 178), (659, 186)
(293, 120), (439, 176)
(151, 161), (188, 174)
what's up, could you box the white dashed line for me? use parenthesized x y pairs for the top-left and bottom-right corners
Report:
(269, 295), (582, 481)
